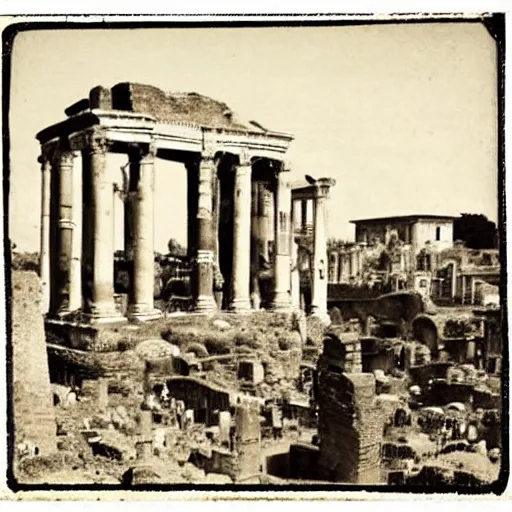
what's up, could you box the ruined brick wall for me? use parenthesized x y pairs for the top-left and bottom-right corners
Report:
(12, 272), (57, 457)
(110, 83), (248, 130)
(166, 376), (231, 426)
(317, 334), (382, 483)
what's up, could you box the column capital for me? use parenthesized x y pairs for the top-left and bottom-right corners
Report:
(202, 140), (218, 161)
(237, 148), (252, 167)
(128, 139), (157, 163)
(314, 177), (336, 199)
(39, 142), (58, 164)
(87, 128), (111, 155)
(57, 150), (76, 167)
(280, 159), (292, 172)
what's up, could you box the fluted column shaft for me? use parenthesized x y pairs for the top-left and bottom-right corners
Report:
(86, 131), (124, 323)
(195, 153), (216, 312)
(272, 169), (292, 311)
(230, 153), (252, 312)
(39, 155), (51, 313)
(55, 150), (75, 314)
(128, 144), (161, 321)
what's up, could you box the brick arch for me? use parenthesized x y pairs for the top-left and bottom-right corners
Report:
(412, 315), (439, 355)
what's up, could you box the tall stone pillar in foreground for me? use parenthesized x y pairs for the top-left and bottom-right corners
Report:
(317, 333), (382, 484)
(39, 154), (51, 314)
(128, 143), (161, 321)
(85, 130), (125, 323)
(194, 150), (217, 312)
(310, 178), (335, 324)
(234, 401), (261, 481)
(12, 271), (57, 475)
(230, 151), (252, 312)
(55, 149), (75, 314)
(272, 165), (292, 311)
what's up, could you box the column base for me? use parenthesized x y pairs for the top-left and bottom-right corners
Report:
(82, 308), (128, 326)
(229, 298), (252, 313)
(310, 308), (332, 326)
(194, 295), (217, 313)
(127, 305), (163, 323)
(271, 292), (292, 312)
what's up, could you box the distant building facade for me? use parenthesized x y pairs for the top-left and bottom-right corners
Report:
(351, 214), (457, 255)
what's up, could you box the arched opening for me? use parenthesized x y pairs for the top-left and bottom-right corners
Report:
(412, 317), (439, 357)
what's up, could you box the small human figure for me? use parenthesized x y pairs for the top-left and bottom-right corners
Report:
(176, 400), (185, 430)
(271, 404), (283, 440)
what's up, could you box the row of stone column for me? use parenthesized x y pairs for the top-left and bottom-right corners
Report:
(327, 243), (413, 284)
(40, 133), (296, 322)
(40, 133), (160, 323)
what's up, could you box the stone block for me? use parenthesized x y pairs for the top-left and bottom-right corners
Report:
(237, 360), (264, 385)
(89, 86), (112, 110)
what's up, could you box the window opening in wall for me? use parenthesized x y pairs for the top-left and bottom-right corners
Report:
(435, 226), (441, 241)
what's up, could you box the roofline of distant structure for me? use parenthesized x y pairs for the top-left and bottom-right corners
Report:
(349, 214), (460, 225)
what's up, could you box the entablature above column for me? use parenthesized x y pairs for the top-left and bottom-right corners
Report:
(291, 176), (337, 201)
(37, 109), (294, 162)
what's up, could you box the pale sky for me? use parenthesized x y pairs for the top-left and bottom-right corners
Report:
(9, 23), (499, 253)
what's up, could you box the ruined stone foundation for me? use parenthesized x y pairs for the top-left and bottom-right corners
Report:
(12, 272), (57, 460)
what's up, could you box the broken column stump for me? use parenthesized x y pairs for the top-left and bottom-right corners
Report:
(317, 332), (383, 483)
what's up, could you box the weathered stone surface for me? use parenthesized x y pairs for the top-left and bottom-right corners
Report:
(12, 272), (57, 464)
(110, 82), (252, 131)
(317, 334), (383, 484)
(212, 319), (232, 331)
(136, 338), (178, 361)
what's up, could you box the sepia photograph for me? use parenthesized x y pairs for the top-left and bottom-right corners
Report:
(2, 13), (507, 495)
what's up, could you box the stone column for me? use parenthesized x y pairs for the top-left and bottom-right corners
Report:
(128, 143), (161, 321)
(230, 151), (252, 312)
(194, 151), (217, 313)
(55, 149), (75, 314)
(350, 247), (358, 279)
(290, 198), (300, 309)
(310, 178), (335, 324)
(186, 161), (199, 301)
(39, 154), (51, 313)
(250, 181), (261, 309)
(329, 251), (339, 283)
(272, 166), (292, 311)
(211, 165), (222, 302)
(85, 130), (125, 324)
(69, 152), (82, 311)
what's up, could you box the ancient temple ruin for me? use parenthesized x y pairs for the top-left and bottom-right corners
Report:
(36, 83), (335, 325)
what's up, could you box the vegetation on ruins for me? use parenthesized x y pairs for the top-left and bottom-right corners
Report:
(11, 248), (39, 273)
(453, 214), (498, 250)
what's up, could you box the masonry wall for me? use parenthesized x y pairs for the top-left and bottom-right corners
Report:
(12, 272), (57, 458)
(317, 333), (383, 484)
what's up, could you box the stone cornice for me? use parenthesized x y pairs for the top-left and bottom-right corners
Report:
(37, 109), (293, 161)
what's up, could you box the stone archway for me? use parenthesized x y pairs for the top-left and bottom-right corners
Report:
(412, 316), (439, 356)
